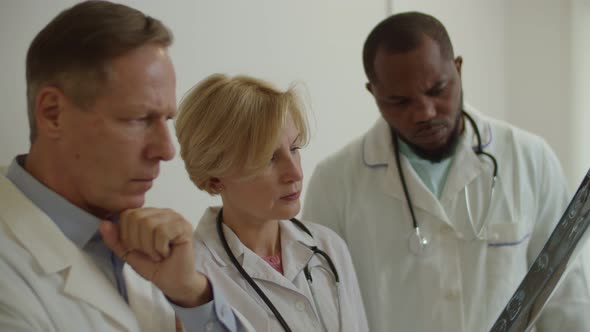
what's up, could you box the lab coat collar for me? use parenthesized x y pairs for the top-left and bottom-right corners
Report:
(197, 207), (241, 268)
(278, 218), (318, 282)
(439, 105), (492, 206)
(0, 174), (139, 331)
(197, 207), (317, 286)
(362, 117), (450, 222)
(361, 104), (493, 223)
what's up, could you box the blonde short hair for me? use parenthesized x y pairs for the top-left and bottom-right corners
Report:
(176, 74), (309, 195)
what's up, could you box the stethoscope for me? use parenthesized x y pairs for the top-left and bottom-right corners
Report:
(216, 209), (342, 332)
(394, 111), (498, 256)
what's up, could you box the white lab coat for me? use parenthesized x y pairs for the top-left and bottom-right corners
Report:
(0, 174), (178, 331)
(302, 106), (590, 332)
(193, 207), (369, 332)
(0, 174), (255, 332)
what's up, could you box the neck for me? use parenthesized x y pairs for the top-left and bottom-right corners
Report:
(25, 144), (66, 196)
(220, 206), (281, 257)
(25, 145), (111, 219)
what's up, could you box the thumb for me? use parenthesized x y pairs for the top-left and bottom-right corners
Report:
(99, 221), (128, 259)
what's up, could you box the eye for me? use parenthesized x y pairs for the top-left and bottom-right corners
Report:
(427, 88), (443, 97)
(427, 83), (446, 97)
(124, 114), (150, 123)
(383, 98), (410, 110)
(290, 146), (301, 153)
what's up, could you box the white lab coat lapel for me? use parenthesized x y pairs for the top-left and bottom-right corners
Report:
(198, 208), (314, 295)
(61, 258), (138, 331)
(362, 118), (450, 223)
(279, 220), (317, 283)
(0, 176), (139, 332)
(440, 107), (491, 207)
(124, 264), (177, 332)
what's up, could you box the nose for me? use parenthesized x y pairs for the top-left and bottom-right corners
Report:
(412, 97), (437, 123)
(280, 153), (303, 183)
(147, 119), (176, 161)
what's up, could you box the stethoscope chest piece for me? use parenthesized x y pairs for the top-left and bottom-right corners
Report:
(408, 227), (429, 256)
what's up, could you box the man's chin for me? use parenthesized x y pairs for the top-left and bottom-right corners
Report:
(408, 140), (457, 163)
(113, 196), (146, 214)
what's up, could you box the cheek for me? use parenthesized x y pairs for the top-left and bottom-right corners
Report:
(69, 129), (137, 178)
(380, 110), (407, 133)
(240, 180), (278, 206)
(442, 86), (462, 112)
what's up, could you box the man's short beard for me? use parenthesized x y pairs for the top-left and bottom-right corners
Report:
(393, 108), (464, 163)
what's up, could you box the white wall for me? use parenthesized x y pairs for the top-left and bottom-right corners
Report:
(505, 0), (579, 188)
(391, 0), (588, 190)
(1, 1), (587, 222)
(391, 0), (508, 120)
(0, 1), (387, 224)
(571, 0), (590, 186)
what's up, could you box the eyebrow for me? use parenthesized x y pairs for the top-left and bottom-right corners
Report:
(384, 80), (448, 101)
(119, 104), (177, 118)
(427, 80), (447, 93)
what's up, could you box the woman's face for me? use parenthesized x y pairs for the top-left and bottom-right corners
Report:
(219, 116), (303, 224)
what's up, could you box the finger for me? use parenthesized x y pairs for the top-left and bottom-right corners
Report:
(154, 214), (194, 257)
(101, 220), (157, 275)
(140, 218), (163, 262)
(170, 218), (194, 245)
(152, 210), (181, 258)
(120, 208), (155, 248)
(127, 212), (144, 252)
(119, 209), (133, 245)
(99, 221), (129, 259)
(154, 223), (173, 258)
(136, 209), (167, 261)
(123, 208), (163, 261)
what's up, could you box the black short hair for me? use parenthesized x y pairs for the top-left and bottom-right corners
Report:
(362, 12), (455, 82)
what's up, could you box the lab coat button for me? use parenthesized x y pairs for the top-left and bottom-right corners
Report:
(295, 301), (305, 311)
(206, 321), (215, 331)
(456, 231), (464, 239)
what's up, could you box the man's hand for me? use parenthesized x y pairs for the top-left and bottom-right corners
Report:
(99, 208), (212, 307)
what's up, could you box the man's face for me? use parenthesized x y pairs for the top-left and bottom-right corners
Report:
(56, 44), (177, 217)
(367, 37), (464, 162)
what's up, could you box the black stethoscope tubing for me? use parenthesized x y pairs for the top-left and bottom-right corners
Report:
(216, 209), (339, 332)
(394, 110), (499, 234)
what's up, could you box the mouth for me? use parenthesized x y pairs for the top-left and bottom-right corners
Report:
(414, 125), (448, 144)
(131, 178), (155, 191)
(280, 191), (301, 201)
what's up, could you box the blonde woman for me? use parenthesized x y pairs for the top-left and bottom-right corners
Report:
(175, 74), (368, 332)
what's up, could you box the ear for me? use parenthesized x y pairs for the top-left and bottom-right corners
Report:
(209, 177), (225, 194)
(454, 56), (463, 78)
(34, 86), (69, 140)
